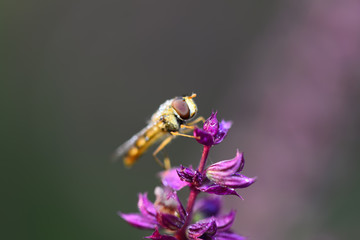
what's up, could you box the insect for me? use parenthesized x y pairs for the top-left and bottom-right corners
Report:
(112, 93), (203, 169)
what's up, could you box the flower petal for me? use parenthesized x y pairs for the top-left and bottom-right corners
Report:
(187, 217), (217, 239)
(118, 212), (157, 229)
(197, 184), (243, 199)
(193, 196), (221, 219)
(156, 212), (184, 231)
(206, 150), (244, 179)
(171, 189), (187, 220)
(154, 187), (179, 210)
(145, 227), (178, 240)
(215, 231), (247, 240)
(203, 112), (219, 136)
(194, 112), (232, 146)
(215, 210), (236, 232)
(138, 193), (156, 219)
(176, 165), (195, 183)
(154, 187), (186, 222)
(194, 127), (214, 146)
(213, 174), (256, 188)
(160, 168), (189, 191)
(213, 120), (232, 144)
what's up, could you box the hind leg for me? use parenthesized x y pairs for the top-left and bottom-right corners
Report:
(153, 135), (174, 169)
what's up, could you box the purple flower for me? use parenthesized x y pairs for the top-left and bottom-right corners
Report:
(161, 150), (256, 198)
(215, 232), (247, 240)
(176, 165), (203, 186)
(120, 187), (248, 240)
(118, 193), (157, 229)
(119, 187), (186, 231)
(119, 110), (256, 239)
(193, 196), (221, 219)
(187, 217), (217, 239)
(187, 210), (246, 240)
(201, 150), (256, 198)
(153, 187), (186, 231)
(194, 112), (232, 146)
(160, 168), (189, 191)
(159, 166), (199, 191)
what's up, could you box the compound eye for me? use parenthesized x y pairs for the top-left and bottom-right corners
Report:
(172, 98), (190, 119)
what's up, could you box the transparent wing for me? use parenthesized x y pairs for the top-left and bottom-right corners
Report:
(111, 124), (153, 162)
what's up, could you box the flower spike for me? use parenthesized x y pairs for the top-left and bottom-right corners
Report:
(119, 110), (254, 240)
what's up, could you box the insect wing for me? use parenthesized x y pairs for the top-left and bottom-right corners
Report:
(111, 125), (152, 162)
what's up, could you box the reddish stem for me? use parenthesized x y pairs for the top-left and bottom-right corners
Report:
(175, 145), (211, 240)
(198, 145), (211, 173)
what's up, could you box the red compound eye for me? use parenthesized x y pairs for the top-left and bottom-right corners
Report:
(172, 98), (190, 119)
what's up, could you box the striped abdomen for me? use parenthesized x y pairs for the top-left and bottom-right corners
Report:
(123, 125), (167, 167)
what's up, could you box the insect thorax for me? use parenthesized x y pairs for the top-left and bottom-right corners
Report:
(161, 113), (182, 132)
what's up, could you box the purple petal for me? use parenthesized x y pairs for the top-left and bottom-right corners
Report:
(206, 150), (244, 179)
(145, 227), (178, 240)
(197, 184), (243, 199)
(193, 196), (221, 218)
(213, 120), (232, 145)
(176, 165), (195, 183)
(194, 112), (232, 146)
(194, 127), (215, 146)
(215, 210), (236, 232)
(160, 168), (189, 191)
(156, 212), (184, 231)
(176, 166), (204, 187)
(215, 231), (247, 240)
(187, 217), (217, 239)
(213, 174), (257, 189)
(154, 187), (186, 222)
(171, 189), (187, 220)
(203, 112), (219, 136)
(154, 187), (180, 210)
(138, 193), (156, 219)
(193, 170), (204, 186)
(118, 212), (157, 229)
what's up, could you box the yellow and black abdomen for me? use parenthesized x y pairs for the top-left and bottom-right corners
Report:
(123, 125), (167, 167)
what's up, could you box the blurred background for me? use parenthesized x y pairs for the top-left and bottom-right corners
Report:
(3, 0), (360, 239)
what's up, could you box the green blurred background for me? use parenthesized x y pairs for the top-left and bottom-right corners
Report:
(3, 1), (360, 239)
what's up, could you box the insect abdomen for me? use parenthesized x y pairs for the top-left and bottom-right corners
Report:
(123, 125), (165, 167)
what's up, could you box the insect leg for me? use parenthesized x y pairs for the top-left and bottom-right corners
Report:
(180, 124), (195, 129)
(189, 116), (205, 125)
(176, 116), (206, 138)
(184, 116), (205, 128)
(153, 135), (174, 169)
(170, 131), (199, 139)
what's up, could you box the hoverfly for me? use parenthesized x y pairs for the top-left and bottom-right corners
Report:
(112, 93), (203, 169)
